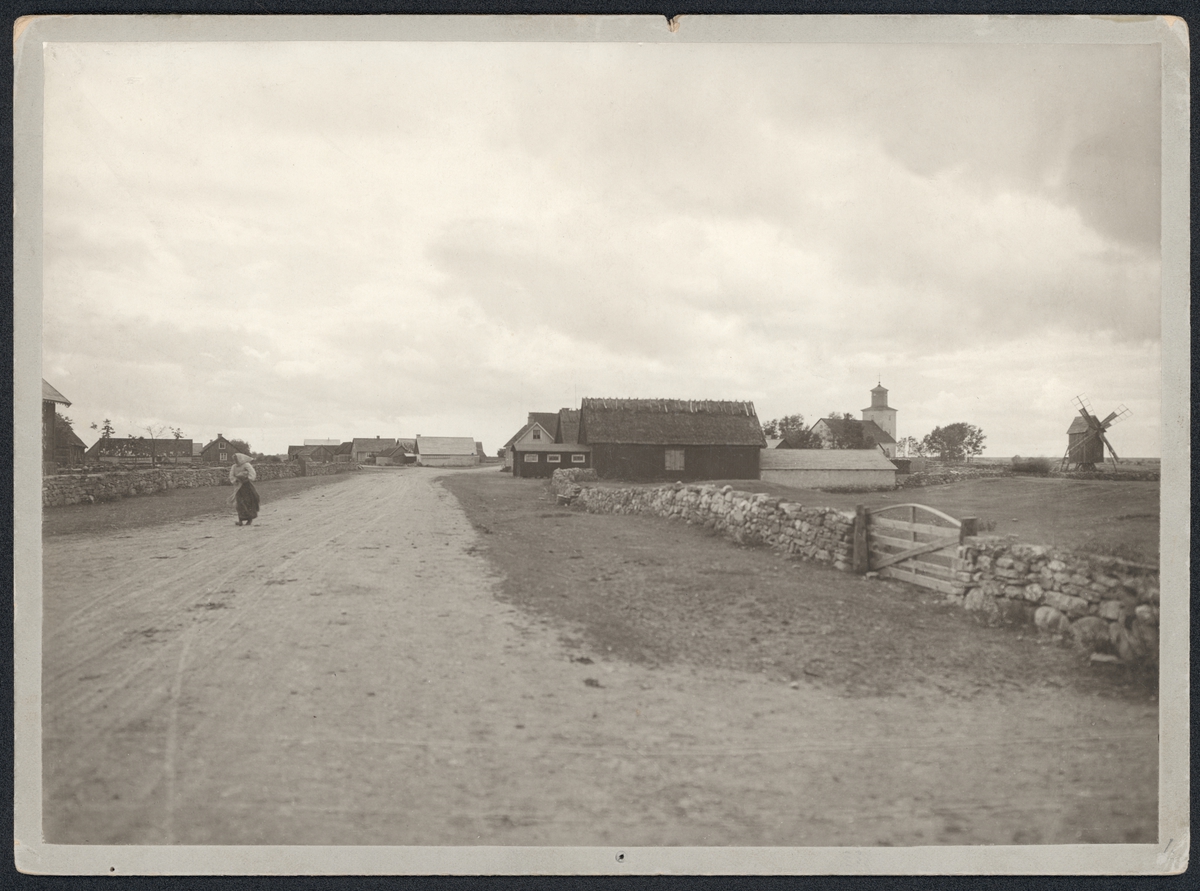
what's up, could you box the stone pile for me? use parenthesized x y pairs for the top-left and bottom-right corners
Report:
(551, 470), (854, 571)
(43, 462), (359, 507)
(952, 538), (1159, 666)
(901, 465), (1011, 488)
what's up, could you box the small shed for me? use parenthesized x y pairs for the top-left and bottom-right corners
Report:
(415, 436), (479, 467)
(759, 449), (897, 489)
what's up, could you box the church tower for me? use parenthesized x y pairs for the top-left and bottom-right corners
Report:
(861, 382), (897, 444)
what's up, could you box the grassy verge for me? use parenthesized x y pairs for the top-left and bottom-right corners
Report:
(441, 471), (1152, 699)
(42, 472), (358, 537)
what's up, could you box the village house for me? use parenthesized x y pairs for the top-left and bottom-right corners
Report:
(510, 419), (591, 478)
(810, 417), (896, 455)
(414, 436), (480, 467)
(578, 397), (765, 482)
(200, 434), (245, 465)
(375, 443), (414, 466)
(351, 437), (398, 464)
(503, 412), (561, 470)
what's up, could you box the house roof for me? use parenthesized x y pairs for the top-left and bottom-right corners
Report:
(192, 443), (204, 456)
(513, 422), (556, 447)
(764, 438), (784, 449)
(415, 435), (477, 456)
(65, 430), (86, 448)
(504, 423), (532, 450)
(475, 441), (485, 456)
(558, 409), (581, 444)
(42, 380), (71, 405)
(334, 441), (354, 455)
(303, 439), (341, 446)
(529, 412), (560, 438)
(379, 444), (410, 458)
(287, 445), (306, 456)
(760, 449), (897, 471)
(1067, 416), (1094, 435)
(351, 437), (398, 452)
(579, 398), (766, 447)
(813, 417), (896, 445)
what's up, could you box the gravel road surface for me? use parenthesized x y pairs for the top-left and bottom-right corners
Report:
(43, 468), (1156, 846)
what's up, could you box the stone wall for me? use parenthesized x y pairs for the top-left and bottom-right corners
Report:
(951, 538), (1159, 666)
(43, 462), (359, 507)
(552, 470), (854, 571)
(549, 469), (1159, 666)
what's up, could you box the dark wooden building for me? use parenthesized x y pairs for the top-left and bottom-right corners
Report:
(1066, 415), (1104, 465)
(511, 419), (591, 478)
(578, 397), (765, 482)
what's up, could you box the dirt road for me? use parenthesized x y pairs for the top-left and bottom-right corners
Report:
(43, 468), (1156, 846)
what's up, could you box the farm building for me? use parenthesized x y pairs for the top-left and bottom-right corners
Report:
(333, 442), (354, 463)
(510, 420), (591, 478)
(351, 437), (397, 464)
(503, 412), (561, 470)
(42, 380), (71, 472)
(89, 436), (195, 465)
(292, 444), (336, 463)
(764, 438), (784, 450)
(578, 397), (765, 482)
(760, 449), (897, 489)
(376, 443), (413, 466)
(415, 436), (479, 467)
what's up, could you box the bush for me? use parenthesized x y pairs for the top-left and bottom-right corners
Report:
(1011, 457), (1052, 475)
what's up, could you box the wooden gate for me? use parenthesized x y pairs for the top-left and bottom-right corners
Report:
(853, 503), (977, 595)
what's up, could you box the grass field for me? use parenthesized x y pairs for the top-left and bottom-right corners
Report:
(652, 476), (1160, 564)
(442, 470), (1154, 701)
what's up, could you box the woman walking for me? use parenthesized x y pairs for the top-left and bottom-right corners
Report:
(229, 453), (260, 526)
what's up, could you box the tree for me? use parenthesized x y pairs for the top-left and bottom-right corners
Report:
(897, 435), (924, 458)
(823, 412), (868, 450)
(142, 422), (168, 464)
(170, 427), (186, 464)
(228, 439), (252, 455)
(90, 419), (115, 440)
(762, 413), (821, 448)
(921, 423), (986, 462)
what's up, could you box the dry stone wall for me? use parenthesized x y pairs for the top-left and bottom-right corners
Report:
(43, 463), (359, 507)
(552, 470), (854, 571)
(549, 469), (1159, 666)
(951, 538), (1159, 666)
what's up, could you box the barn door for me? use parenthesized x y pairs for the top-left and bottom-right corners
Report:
(863, 503), (976, 595)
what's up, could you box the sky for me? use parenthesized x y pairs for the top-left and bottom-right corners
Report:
(41, 38), (1163, 457)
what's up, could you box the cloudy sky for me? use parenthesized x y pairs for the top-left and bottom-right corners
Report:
(41, 37), (1163, 457)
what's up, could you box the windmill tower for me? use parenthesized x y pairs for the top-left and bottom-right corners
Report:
(1061, 395), (1130, 471)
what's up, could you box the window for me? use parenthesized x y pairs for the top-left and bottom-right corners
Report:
(547, 454), (561, 463)
(219, 442), (226, 450)
(571, 454), (587, 464)
(665, 449), (685, 471)
(524, 453), (539, 462)
(532, 429), (541, 440)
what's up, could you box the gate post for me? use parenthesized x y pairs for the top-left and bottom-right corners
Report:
(960, 517), (978, 541)
(853, 504), (870, 573)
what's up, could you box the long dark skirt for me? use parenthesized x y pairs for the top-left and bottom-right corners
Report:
(235, 481), (260, 523)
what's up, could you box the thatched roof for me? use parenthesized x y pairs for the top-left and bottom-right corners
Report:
(557, 409), (581, 444)
(580, 398), (766, 447)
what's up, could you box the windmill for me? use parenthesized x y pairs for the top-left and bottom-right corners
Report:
(1061, 395), (1130, 471)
